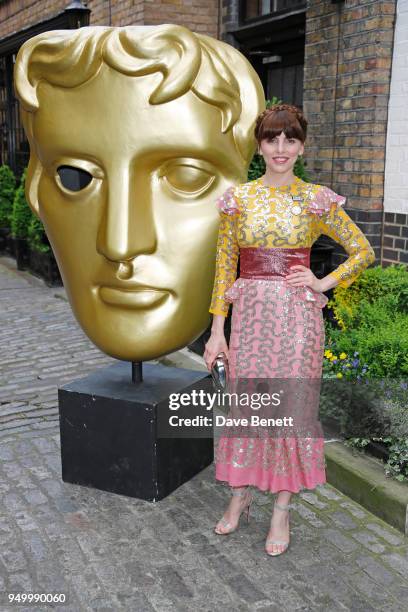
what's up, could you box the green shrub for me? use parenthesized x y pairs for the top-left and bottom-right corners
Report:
(27, 214), (51, 253)
(10, 167), (50, 252)
(324, 264), (408, 482)
(345, 436), (408, 483)
(10, 168), (34, 239)
(326, 309), (408, 379)
(325, 265), (408, 378)
(0, 164), (16, 228)
(247, 97), (310, 182)
(327, 264), (408, 331)
(382, 437), (408, 481)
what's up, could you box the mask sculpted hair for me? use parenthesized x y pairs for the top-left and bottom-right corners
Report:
(14, 24), (265, 164)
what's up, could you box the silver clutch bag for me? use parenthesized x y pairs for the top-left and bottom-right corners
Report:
(211, 352), (229, 392)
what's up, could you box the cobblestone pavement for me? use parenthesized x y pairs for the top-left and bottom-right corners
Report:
(0, 257), (115, 437)
(1, 257), (408, 612)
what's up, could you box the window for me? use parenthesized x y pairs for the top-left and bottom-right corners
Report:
(242, 0), (306, 21)
(0, 54), (29, 176)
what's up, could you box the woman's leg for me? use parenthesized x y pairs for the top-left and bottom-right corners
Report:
(265, 490), (293, 554)
(214, 485), (253, 534)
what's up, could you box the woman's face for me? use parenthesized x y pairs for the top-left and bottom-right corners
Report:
(259, 131), (304, 175)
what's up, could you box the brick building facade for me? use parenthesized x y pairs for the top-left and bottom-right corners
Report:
(221, 0), (407, 270)
(1, 0), (407, 268)
(302, 0), (402, 269)
(0, 0), (219, 38)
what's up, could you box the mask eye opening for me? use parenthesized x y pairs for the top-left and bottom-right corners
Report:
(56, 165), (93, 192)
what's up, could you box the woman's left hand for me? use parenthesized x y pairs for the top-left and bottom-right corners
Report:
(285, 265), (323, 292)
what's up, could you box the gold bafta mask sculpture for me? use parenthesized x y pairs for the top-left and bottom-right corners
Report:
(14, 25), (265, 361)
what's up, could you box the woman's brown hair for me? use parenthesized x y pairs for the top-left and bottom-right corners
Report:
(254, 104), (308, 144)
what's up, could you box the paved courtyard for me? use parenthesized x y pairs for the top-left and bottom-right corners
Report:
(1, 256), (408, 612)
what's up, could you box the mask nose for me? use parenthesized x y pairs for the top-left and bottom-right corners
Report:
(96, 166), (157, 263)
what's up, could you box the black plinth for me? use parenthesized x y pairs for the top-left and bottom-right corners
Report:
(58, 361), (214, 501)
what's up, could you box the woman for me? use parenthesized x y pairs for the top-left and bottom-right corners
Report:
(204, 104), (376, 556)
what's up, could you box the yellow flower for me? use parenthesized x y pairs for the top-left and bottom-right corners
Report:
(330, 355), (338, 361)
(336, 372), (343, 378)
(325, 350), (333, 358)
(339, 352), (347, 360)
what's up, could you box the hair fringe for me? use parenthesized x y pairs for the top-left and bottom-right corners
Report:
(254, 103), (308, 142)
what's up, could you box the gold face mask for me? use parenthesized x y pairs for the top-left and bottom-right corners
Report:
(14, 25), (264, 361)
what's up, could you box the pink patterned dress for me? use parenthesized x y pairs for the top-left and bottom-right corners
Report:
(209, 176), (375, 493)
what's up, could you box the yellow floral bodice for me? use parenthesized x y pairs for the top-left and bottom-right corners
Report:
(209, 176), (376, 317)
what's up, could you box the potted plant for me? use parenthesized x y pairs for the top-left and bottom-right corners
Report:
(0, 164), (16, 254)
(10, 168), (33, 269)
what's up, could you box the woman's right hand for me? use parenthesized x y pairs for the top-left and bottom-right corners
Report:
(204, 332), (229, 371)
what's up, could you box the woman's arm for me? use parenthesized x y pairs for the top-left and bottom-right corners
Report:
(204, 314), (229, 371)
(316, 201), (376, 289)
(316, 273), (340, 293)
(208, 193), (240, 317)
(205, 190), (240, 369)
(211, 314), (227, 335)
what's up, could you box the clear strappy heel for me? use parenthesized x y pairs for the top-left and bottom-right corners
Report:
(214, 487), (253, 535)
(265, 500), (294, 556)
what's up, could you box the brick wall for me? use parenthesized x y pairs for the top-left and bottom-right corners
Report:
(144, 0), (218, 36)
(0, 0), (218, 38)
(304, 0), (398, 270)
(0, 1), (68, 38)
(383, 212), (408, 265)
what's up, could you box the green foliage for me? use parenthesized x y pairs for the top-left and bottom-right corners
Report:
(27, 214), (51, 253)
(327, 264), (408, 331)
(0, 164), (16, 228)
(247, 97), (310, 183)
(382, 437), (408, 481)
(293, 155), (310, 182)
(345, 437), (408, 482)
(324, 263), (408, 481)
(10, 167), (50, 252)
(326, 310), (408, 379)
(325, 265), (408, 378)
(10, 168), (34, 239)
(247, 153), (266, 182)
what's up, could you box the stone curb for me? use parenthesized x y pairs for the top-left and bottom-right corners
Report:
(158, 349), (408, 537)
(325, 440), (408, 536)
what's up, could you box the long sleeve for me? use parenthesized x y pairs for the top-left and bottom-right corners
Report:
(316, 200), (376, 289)
(209, 210), (239, 317)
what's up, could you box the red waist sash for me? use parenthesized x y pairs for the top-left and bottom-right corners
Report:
(239, 247), (311, 279)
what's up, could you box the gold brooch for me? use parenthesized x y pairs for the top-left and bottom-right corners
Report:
(291, 195), (303, 215)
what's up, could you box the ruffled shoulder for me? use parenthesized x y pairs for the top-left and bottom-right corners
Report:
(307, 185), (346, 217)
(215, 185), (240, 217)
